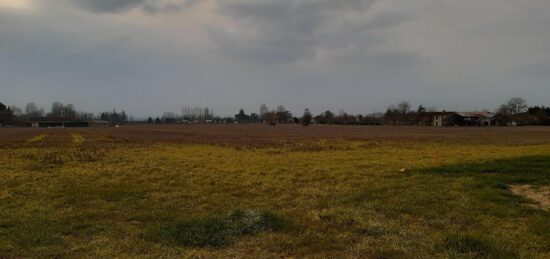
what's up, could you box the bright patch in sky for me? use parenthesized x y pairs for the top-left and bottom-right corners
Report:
(0, 0), (31, 9)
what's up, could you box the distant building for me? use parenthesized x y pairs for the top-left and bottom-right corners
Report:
(25, 117), (90, 128)
(419, 112), (496, 127)
(456, 112), (496, 126)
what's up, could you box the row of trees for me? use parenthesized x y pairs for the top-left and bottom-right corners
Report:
(2, 97), (549, 127)
(232, 97), (549, 127)
(0, 101), (125, 125)
(494, 97), (550, 125)
(384, 102), (440, 125)
(233, 105), (383, 126)
(383, 97), (550, 126)
(149, 98), (548, 127)
(100, 109), (128, 123)
(145, 106), (215, 124)
(5, 102), (95, 122)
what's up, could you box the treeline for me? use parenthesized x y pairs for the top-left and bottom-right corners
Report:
(143, 104), (384, 126)
(382, 97), (550, 126)
(495, 98), (550, 125)
(0, 102), (128, 126)
(1, 97), (550, 127)
(228, 105), (383, 126)
(147, 107), (215, 124)
(100, 110), (128, 123)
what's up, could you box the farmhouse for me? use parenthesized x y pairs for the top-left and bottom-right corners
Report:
(456, 112), (496, 126)
(420, 112), (496, 127)
(25, 118), (89, 128)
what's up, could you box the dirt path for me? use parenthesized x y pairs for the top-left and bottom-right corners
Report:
(510, 185), (550, 210)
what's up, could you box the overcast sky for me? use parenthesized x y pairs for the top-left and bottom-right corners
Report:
(1, 0), (549, 117)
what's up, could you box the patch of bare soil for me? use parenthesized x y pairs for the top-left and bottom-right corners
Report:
(510, 185), (550, 210)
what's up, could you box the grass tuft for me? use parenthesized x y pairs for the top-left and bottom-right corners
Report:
(151, 210), (291, 248)
(441, 233), (518, 259)
(442, 234), (489, 256)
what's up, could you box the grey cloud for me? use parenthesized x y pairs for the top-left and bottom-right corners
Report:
(72, 0), (145, 13)
(72, 0), (199, 13)
(209, 29), (317, 64)
(210, 0), (412, 64)
(142, 0), (200, 13)
(509, 62), (550, 79)
(2, 0), (550, 117)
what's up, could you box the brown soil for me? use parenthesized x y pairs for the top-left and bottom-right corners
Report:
(2, 125), (550, 147)
(510, 185), (550, 210)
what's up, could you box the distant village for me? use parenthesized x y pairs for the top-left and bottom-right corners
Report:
(1, 97), (549, 128)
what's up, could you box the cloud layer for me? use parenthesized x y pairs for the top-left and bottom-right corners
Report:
(1, 0), (549, 116)
(72, 0), (199, 13)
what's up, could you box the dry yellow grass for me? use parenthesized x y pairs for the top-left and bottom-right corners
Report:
(27, 132), (47, 143)
(70, 132), (85, 144)
(1, 126), (550, 258)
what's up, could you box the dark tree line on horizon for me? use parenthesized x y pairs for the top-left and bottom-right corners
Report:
(0, 102), (126, 126)
(1, 97), (550, 126)
(383, 97), (550, 126)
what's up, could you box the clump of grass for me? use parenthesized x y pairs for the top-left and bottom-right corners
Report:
(441, 233), (517, 258)
(158, 217), (231, 247)
(0, 219), (65, 258)
(442, 234), (489, 256)
(27, 133), (47, 143)
(71, 132), (85, 144)
(150, 210), (291, 248)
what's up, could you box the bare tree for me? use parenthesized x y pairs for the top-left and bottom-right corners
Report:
(260, 104), (268, 118)
(25, 102), (43, 117)
(49, 102), (64, 118)
(264, 111), (278, 126)
(9, 105), (23, 116)
(397, 101), (411, 114)
(506, 97), (528, 115)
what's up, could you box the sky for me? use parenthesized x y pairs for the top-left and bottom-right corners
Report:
(1, 0), (549, 117)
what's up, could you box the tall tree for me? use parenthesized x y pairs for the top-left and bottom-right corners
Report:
(276, 106), (291, 123)
(0, 103), (13, 125)
(301, 108), (313, 126)
(9, 105), (23, 116)
(49, 102), (65, 118)
(259, 104), (268, 119)
(25, 102), (38, 116)
(235, 109), (250, 122)
(264, 111), (277, 126)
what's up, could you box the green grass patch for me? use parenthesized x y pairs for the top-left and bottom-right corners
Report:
(422, 155), (550, 185)
(149, 210), (292, 248)
(441, 233), (518, 259)
(0, 218), (65, 258)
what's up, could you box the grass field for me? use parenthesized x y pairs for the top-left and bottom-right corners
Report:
(1, 125), (550, 258)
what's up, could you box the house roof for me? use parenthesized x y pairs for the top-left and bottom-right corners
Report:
(456, 112), (495, 118)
